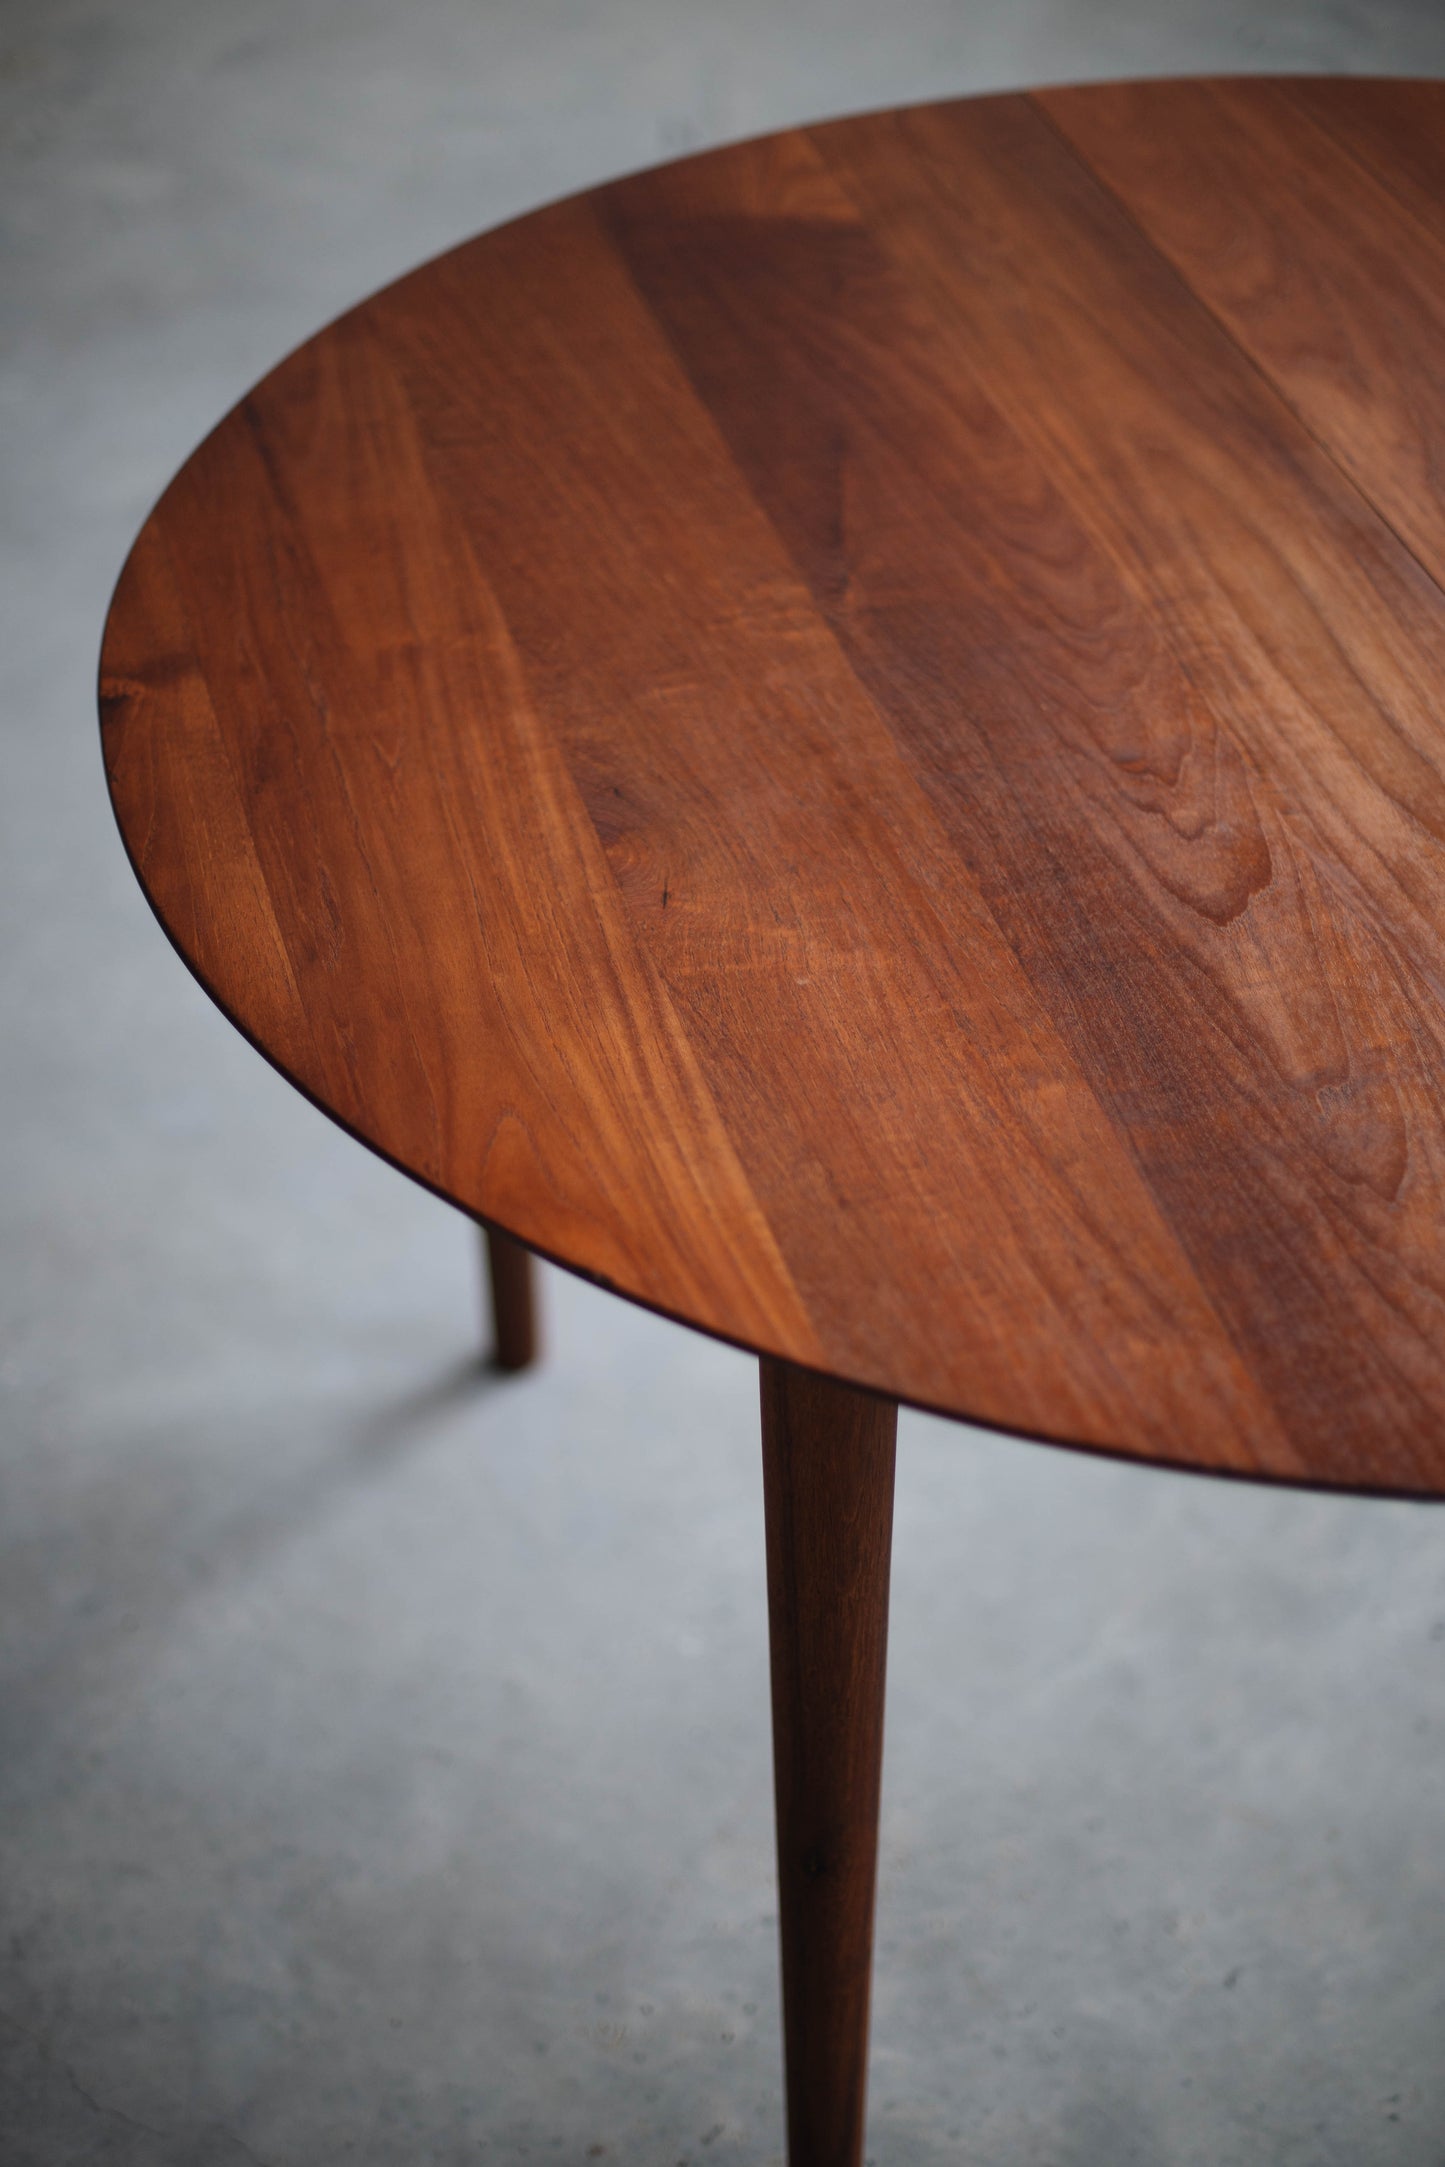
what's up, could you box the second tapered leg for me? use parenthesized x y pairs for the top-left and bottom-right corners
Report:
(761, 1357), (897, 2167)
(482, 1225), (539, 1371)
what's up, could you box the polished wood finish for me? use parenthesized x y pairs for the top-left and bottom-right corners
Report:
(98, 76), (1445, 2167)
(761, 1360), (896, 2167)
(482, 1225), (538, 1371)
(100, 78), (1445, 1492)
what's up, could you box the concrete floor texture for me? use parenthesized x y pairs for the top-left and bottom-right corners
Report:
(8, 1), (1445, 2161)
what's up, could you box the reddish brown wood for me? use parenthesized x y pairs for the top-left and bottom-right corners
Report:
(99, 77), (1445, 1500)
(483, 1224), (538, 1371)
(1036, 78), (1445, 592)
(761, 1359), (896, 2167)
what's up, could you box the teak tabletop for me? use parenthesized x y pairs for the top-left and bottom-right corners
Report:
(101, 76), (1445, 2164)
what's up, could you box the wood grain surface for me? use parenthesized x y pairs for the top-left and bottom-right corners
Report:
(100, 77), (1445, 1495)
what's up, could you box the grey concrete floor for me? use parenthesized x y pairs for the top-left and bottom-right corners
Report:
(7, 2), (1445, 2161)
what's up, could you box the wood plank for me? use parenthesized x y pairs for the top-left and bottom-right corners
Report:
(107, 317), (817, 1356)
(1038, 77), (1445, 591)
(375, 193), (1283, 1467)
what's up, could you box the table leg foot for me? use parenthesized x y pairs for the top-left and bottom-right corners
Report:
(482, 1225), (539, 1371)
(760, 1357), (897, 2167)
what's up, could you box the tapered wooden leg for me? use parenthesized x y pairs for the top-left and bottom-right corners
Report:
(482, 1225), (539, 1371)
(761, 1357), (897, 2167)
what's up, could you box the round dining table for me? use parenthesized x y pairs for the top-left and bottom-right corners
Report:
(100, 74), (1445, 2166)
